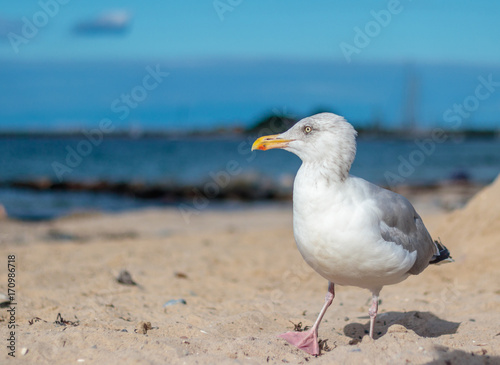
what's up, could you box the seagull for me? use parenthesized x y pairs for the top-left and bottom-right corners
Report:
(252, 113), (452, 356)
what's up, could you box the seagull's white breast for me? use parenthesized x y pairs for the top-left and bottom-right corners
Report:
(292, 168), (416, 291)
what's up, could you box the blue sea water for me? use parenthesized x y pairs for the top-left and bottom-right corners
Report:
(0, 135), (499, 220)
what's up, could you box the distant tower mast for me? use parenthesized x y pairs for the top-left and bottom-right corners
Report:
(402, 64), (418, 131)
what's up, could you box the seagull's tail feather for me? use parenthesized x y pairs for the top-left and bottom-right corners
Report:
(429, 238), (453, 265)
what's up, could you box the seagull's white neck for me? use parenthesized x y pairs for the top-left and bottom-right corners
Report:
(299, 158), (351, 186)
(292, 162), (351, 237)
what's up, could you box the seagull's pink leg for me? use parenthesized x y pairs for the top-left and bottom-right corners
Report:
(368, 293), (379, 339)
(279, 282), (335, 356)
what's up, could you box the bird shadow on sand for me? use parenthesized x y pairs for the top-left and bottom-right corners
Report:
(343, 311), (460, 341)
(427, 347), (498, 365)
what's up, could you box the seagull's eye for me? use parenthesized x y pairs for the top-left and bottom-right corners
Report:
(304, 126), (312, 134)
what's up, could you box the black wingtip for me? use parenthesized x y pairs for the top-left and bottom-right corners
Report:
(429, 238), (453, 265)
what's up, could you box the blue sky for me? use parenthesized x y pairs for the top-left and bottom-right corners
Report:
(1, 1), (500, 131)
(2, 0), (500, 63)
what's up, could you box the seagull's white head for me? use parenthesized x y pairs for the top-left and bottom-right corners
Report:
(252, 113), (357, 181)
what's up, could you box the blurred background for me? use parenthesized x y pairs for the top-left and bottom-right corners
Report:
(1, 0), (499, 220)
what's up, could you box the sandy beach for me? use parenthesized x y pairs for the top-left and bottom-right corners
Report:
(1, 177), (499, 365)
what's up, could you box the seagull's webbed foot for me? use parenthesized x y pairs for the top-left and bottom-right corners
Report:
(278, 282), (335, 356)
(279, 329), (320, 356)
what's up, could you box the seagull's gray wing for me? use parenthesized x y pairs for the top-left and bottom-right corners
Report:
(366, 182), (438, 275)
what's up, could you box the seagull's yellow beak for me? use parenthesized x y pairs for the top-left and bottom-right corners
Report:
(251, 134), (294, 151)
